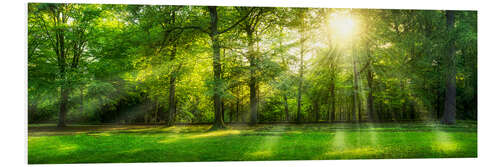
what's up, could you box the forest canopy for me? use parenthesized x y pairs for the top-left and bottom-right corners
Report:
(27, 3), (477, 128)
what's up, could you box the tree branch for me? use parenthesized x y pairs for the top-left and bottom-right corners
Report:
(219, 8), (256, 34)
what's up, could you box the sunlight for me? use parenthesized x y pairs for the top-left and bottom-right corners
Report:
(158, 134), (181, 144)
(433, 142), (459, 152)
(323, 147), (381, 157)
(329, 11), (359, 41)
(88, 132), (111, 137)
(188, 130), (241, 139)
(331, 124), (347, 150)
(247, 150), (273, 158)
(432, 129), (459, 153)
(365, 123), (379, 145)
(245, 126), (285, 159)
(57, 144), (78, 152)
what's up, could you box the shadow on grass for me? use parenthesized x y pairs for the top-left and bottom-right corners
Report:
(28, 122), (477, 137)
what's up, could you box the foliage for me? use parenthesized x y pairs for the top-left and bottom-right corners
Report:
(28, 4), (477, 125)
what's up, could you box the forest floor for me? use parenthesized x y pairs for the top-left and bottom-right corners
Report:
(27, 121), (477, 164)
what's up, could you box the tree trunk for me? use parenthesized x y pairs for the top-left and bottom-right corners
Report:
(166, 40), (178, 126)
(284, 95), (289, 121)
(236, 93), (240, 122)
(352, 64), (358, 121)
(351, 92), (355, 122)
(209, 6), (225, 129)
(441, 11), (456, 124)
(330, 81), (336, 122)
(154, 99), (159, 123)
(222, 100), (225, 122)
(366, 68), (375, 122)
(297, 29), (305, 124)
(167, 75), (176, 126)
(354, 69), (361, 122)
(297, 59), (303, 123)
(314, 100), (320, 122)
(57, 87), (69, 127)
(80, 87), (84, 114)
(248, 39), (258, 126)
(365, 41), (375, 122)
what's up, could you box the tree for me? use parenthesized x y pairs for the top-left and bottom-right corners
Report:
(206, 6), (253, 129)
(30, 4), (101, 127)
(441, 10), (456, 124)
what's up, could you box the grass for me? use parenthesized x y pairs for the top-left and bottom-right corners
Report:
(27, 122), (477, 164)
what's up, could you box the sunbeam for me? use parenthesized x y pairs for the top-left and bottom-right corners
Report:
(244, 125), (285, 159)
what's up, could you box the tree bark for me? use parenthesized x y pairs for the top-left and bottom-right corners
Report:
(351, 47), (359, 122)
(297, 55), (303, 123)
(297, 17), (305, 124)
(365, 41), (375, 122)
(366, 68), (375, 121)
(441, 10), (456, 124)
(57, 87), (69, 127)
(314, 100), (320, 122)
(55, 10), (68, 128)
(80, 87), (84, 114)
(247, 28), (258, 126)
(209, 6), (225, 129)
(236, 90), (240, 122)
(167, 73), (176, 126)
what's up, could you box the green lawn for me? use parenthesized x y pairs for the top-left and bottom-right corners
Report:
(27, 122), (477, 164)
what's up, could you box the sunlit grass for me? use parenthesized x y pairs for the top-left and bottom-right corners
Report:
(323, 147), (382, 157)
(28, 122), (477, 164)
(188, 130), (241, 139)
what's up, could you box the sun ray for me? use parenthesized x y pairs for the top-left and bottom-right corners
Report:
(244, 125), (285, 159)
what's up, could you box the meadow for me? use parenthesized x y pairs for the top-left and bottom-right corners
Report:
(28, 122), (477, 164)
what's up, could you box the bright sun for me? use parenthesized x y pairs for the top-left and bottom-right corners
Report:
(329, 12), (358, 40)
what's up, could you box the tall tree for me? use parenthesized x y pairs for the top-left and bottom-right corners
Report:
(30, 4), (100, 127)
(296, 9), (307, 123)
(207, 6), (253, 129)
(238, 7), (264, 125)
(441, 10), (456, 124)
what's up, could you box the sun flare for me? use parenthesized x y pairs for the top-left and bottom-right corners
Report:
(329, 12), (358, 40)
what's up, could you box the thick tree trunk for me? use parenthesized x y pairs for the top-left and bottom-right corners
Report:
(167, 75), (176, 126)
(166, 41), (178, 126)
(57, 87), (69, 127)
(56, 32), (67, 127)
(244, 24), (258, 125)
(249, 49), (258, 126)
(365, 41), (375, 122)
(209, 7), (225, 129)
(350, 42), (360, 122)
(441, 11), (456, 124)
